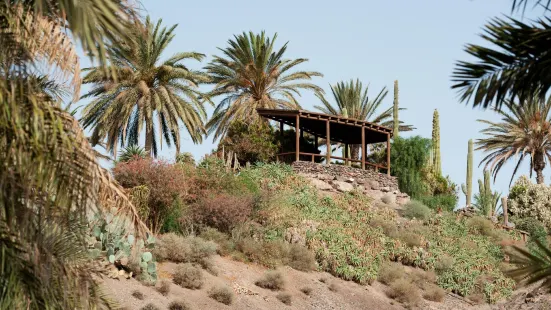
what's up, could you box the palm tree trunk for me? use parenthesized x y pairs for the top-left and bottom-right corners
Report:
(145, 122), (153, 157)
(534, 151), (546, 184)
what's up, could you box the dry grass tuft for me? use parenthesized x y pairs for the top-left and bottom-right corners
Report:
(208, 284), (234, 305)
(131, 290), (145, 300)
(328, 282), (340, 292)
(288, 244), (316, 271)
(154, 233), (217, 264)
(467, 217), (498, 238)
(423, 284), (446, 302)
(467, 293), (486, 305)
(411, 268), (437, 289)
(168, 300), (191, 310)
(141, 304), (160, 310)
(276, 292), (293, 305)
(434, 255), (454, 274)
(319, 277), (328, 283)
(157, 279), (171, 296)
(387, 278), (422, 306)
(255, 270), (286, 290)
(300, 287), (313, 296)
(377, 262), (404, 285)
(173, 263), (204, 290)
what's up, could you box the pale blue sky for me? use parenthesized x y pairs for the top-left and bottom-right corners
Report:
(79, 0), (546, 206)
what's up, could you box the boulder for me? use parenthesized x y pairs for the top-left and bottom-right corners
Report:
(310, 179), (333, 191)
(365, 190), (384, 200)
(368, 180), (380, 191)
(333, 181), (354, 192)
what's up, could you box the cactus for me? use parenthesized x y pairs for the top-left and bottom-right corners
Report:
(393, 80), (399, 138)
(476, 170), (501, 217)
(461, 139), (473, 206)
(432, 109), (442, 176)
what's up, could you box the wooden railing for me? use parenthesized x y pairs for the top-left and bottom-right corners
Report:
(276, 152), (388, 171)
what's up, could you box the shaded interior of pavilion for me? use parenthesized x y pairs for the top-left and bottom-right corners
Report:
(257, 109), (393, 175)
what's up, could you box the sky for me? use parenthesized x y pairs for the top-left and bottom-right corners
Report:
(78, 0), (547, 207)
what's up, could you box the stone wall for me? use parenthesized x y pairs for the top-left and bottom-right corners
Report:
(292, 161), (409, 205)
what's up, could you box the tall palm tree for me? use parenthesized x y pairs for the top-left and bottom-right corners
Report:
(0, 2), (148, 309)
(81, 16), (210, 157)
(477, 97), (551, 185)
(315, 79), (414, 159)
(452, 1), (551, 109)
(205, 31), (323, 140)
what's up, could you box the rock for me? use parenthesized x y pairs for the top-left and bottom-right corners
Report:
(284, 227), (305, 245)
(368, 180), (380, 191)
(310, 179), (333, 191)
(356, 179), (366, 185)
(365, 190), (384, 200)
(317, 174), (333, 181)
(396, 196), (410, 205)
(120, 257), (129, 266)
(380, 186), (391, 193)
(333, 181), (354, 192)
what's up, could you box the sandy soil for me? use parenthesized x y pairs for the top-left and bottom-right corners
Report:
(102, 255), (491, 310)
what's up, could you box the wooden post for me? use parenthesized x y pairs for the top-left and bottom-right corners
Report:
(295, 115), (300, 162)
(386, 133), (391, 175)
(502, 197), (509, 227)
(344, 143), (349, 165)
(361, 126), (366, 170)
(326, 120), (331, 165)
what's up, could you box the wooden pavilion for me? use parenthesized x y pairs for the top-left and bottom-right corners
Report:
(257, 109), (393, 175)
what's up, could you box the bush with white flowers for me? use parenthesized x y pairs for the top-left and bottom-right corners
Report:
(508, 176), (551, 228)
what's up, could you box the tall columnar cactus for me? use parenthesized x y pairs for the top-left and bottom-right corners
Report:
(461, 139), (473, 206)
(477, 170), (501, 217)
(432, 109), (441, 176)
(393, 80), (399, 138)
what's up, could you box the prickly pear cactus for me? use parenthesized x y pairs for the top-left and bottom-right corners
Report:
(88, 208), (157, 284)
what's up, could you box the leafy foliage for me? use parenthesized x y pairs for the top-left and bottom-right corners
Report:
(219, 120), (279, 164)
(205, 31), (323, 139)
(508, 176), (551, 228)
(390, 136), (432, 197)
(81, 16), (209, 157)
(118, 145), (147, 163)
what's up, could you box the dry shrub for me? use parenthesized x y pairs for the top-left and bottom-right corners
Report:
(403, 200), (431, 221)
(193, 193), (254, 233)
(387, 278), (421, 306)
(411, 268), (436, 289)
(319, 277), (328, 283)
(200, 227), (235, 256)
(255, 270), (286, 290)
(378, 262), (404, 285)
(328, 282), (340, 292)
(157, 280), (171, 296)
(154, 233), (217, 266)
(173, 263), (204, 290)
(237, 238), (289, 268)
(113, 158), (188, 233)
(208, 284), (234, 305)
(131, 290), (144, 300)
(467, 293), (486, 304)
(168, 300), (191, 310)
(423, 284), (446, 302)
(467, 217), (498, 238)
(434, 255), (454, 274)
(370, 217), (398, 237)
(300, 287), (313, 296)
(276, 292), (292, 305)
(288, 244), (316, 272)
(396, 230), (423, 248)
(141, 304), (160, 310)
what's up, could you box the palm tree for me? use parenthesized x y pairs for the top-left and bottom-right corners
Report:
(315, 79), (414, 159)
(118, 144), (147, 163)
(452, 1), (551, 109)
(205, 31), (323, 140)
(477, 98), (551, 185)
(0, 2), (148, 308)
(81, 16), (210, 157)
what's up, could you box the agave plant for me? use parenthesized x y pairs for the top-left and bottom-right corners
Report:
(507, 240), (551, 290)
(205, 31), (323, 140)
(118, 145), (147, 163)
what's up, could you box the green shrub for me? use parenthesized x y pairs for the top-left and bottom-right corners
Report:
(390, 136), (432, 198)
(378, 262), (404, 285)
(513, 217), (548, 255)
(173, 263), (204, 290)
(387, 278), (421, 306)
(508, 175), (551, 228)
(219, 120), (279, 165)
(276, 292), (292, 305)
(466, 217), (497, 238)
(208, 285), (234, 305)
(403, 200), (431, 220)
(255, 270), (285, 290)
(168, 300), (191, 310)
(199, 227), (235, 256)
(419, 194), (457, 212)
